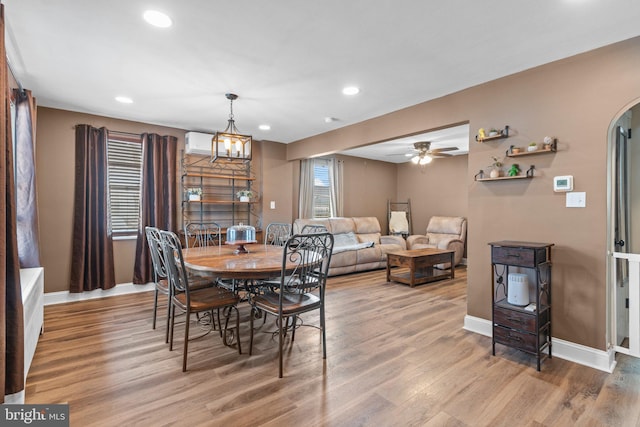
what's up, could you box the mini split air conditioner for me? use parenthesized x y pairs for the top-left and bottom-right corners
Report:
(185, 132), (213, 155)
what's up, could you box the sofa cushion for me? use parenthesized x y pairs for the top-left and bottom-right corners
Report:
(328, 217), (356, 234)
(356, 246), (383, 264)
(426, 216), (465, 235)
(353, 217), (381, 234)
(333, 232), (375, 254)
(293, 218), (331, 234)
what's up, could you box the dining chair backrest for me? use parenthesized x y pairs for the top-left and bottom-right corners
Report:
(300, 224), (328, 234)
(160, 230), (191, 301)
(264, 222), (292, 246)
(281, 232), (334, 295)
(184, 222), (222, 248)
(145, 226), (168, 282)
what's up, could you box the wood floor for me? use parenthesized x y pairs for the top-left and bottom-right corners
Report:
(25, 267), (640, 426)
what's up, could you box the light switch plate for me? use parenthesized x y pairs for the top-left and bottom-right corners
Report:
(566, 192), (586, 208)
(270, 201), (276, 209)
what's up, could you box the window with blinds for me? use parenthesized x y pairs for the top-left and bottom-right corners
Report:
(107, 137), (142, 235)
(313, 159), (332, 218)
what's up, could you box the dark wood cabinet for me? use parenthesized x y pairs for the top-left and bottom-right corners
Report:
(489, 241), (553, 371)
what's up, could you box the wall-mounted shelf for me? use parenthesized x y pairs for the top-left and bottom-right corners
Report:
(476, 125), (509, 143)
(475, 165), (535, 181)
(506, 138), (557, 157)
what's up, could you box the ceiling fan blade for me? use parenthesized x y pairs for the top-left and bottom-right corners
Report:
(430, 147), (457, 152)
(430, 152), (453, 158)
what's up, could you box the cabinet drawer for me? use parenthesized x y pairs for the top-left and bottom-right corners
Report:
(494, 305), (550, 333)
(493, 325), (548, 353)
(492, 246), (546, 267)
(494, 306), (536, 332)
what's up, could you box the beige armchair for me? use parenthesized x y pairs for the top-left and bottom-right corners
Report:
(406, 216), (467, 267)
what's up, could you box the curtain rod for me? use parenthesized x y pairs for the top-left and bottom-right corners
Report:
(6, 57), (24, 93)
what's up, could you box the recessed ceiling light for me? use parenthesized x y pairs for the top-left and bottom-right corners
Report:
(143, 10), (172, 28)
(342, 86), (360, 96)
(324, 117), (339, 123)
(115, 96), (133, 104)
(259, 124), (271, 131)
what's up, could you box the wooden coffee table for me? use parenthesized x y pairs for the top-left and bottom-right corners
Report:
(386, 248), (455, 287)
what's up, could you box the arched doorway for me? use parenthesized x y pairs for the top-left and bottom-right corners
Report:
(609, 100), (640, 357)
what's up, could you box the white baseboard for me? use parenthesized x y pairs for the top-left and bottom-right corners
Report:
(44, 282), (155, 306)
(463, 315), (616, 373)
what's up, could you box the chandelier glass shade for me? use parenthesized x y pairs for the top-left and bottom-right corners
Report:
(211, 93), (252, 162)
(411, 153), (433, 165)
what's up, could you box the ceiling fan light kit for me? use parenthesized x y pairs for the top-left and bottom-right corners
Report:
(410, 141), (455, 165)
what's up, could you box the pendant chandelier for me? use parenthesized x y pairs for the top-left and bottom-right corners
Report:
(211, 93), (252, 162)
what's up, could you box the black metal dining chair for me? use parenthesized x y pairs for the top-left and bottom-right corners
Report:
(160, 230), (241, 372)
(184, 222), (223, 248)
(249, 231), (334, 378)
(264, 222), (292, 246)
(145, 226), (171, 342)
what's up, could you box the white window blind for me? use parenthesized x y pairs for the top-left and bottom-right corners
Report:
(107, 138), (142, 235)
(313, 160), (331, 218)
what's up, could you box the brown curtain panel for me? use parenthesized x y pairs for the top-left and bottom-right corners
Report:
(70, 125), (116, 292)
(0, 4), (25, 400)
(14, 89), (41, 268)
(133, 133), (177, 284)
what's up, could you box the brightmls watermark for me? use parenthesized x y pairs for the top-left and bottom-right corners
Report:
(1, 405), (69, 426)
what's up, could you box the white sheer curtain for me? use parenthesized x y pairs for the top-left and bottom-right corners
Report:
(298, 159), (315, 218)
(330, 158), (343, 217)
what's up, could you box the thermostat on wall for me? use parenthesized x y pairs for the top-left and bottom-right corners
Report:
(553, 175), (573, 192)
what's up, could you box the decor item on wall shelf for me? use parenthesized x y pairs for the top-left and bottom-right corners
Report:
(543, 136), (554, 150)
(187, 188), (202, 201)
(476, 125), (509, 142)
(508, 164), (520, 176)
(236, 189), (254, 202)
(528, 142), (538, 152)
(489, 155), (503, 178)
(212, 93), (252, 163)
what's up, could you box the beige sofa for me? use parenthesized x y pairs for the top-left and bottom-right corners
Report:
(406, 216), (467, 267)
(293, 217), (406, 276)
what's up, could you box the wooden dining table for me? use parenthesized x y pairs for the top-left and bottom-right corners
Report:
(182, 243), (288, 280)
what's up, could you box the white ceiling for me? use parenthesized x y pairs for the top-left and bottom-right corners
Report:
(5, 0), (640, 162)
(341, 124), (470, 163)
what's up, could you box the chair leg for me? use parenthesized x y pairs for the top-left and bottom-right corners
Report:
(165, 296), (171, 344)
(152, 288), (159, 329)
(321, 303), (326, 359)
(169, 302), (175, 351)
(234, 306), (241, 354)
(278, 314), (284, 378)
(183, 309), (191, 372)
(291, 315), (297, 342)
(249, 306), (255, 355)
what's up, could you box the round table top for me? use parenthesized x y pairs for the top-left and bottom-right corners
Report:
(182, 244), (286, 279)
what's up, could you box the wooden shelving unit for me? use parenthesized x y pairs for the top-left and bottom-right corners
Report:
(181, 152), (260, 231)
(490, 241), (554, 371)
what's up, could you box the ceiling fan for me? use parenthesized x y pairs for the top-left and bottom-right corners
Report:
(410, 141), (456, 165)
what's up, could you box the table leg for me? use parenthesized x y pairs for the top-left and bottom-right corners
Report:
(450, 252), (455, 279)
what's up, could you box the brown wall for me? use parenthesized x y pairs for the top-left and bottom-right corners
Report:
(258, 140), (295, 229)
(397, 154), (468, 235)
(286, 36), (640, 350)
(36, 108), (188, 292)
(338, 155), (397, 230)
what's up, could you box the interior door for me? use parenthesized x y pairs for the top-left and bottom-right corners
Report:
(614, 125), (630, 348)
